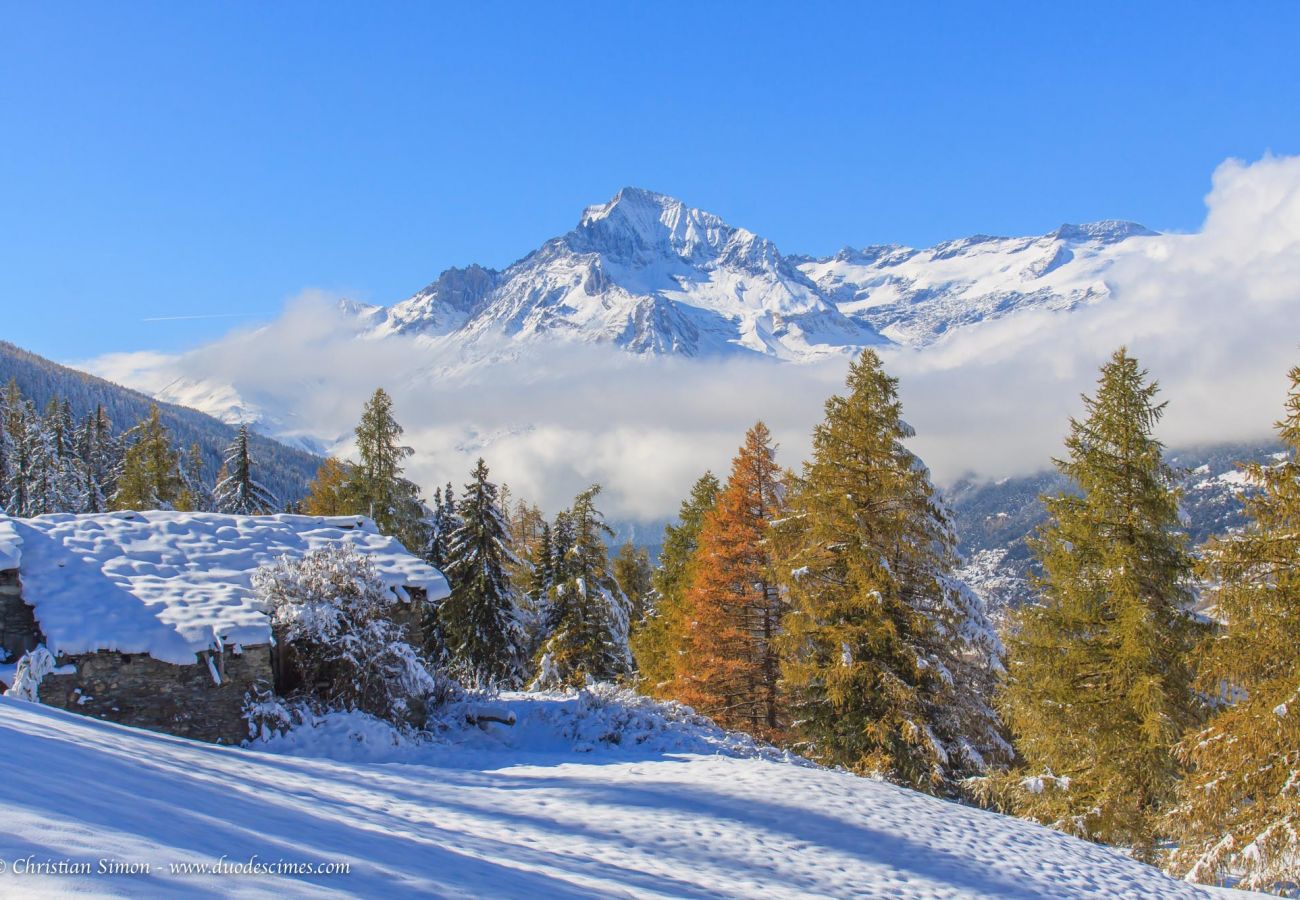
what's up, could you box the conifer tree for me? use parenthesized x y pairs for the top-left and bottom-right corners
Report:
(437, 458), (525, 686)
(777, 350), (1007, 792)
(3, 388), (31, 516)
(998, 348), (1200, 855)
(74, 406), (120, 513)
(23, 404), (66, 516)
(630, 472), (720, 699)
(180, 443), (213, 512)
(213, 425), (279, 515)
(349, 388), (426, 550)
(112, 405), (186, 511)
(302, 457), (356, 516)
(674, 425), (786, 738)
(612, 541), (654, 622)
(534, 485), (632, 686)
(0, 394), (10, 513)
(531, 521), (554, 598)
(425, 482), (461, 572)
(1166, 365), (1300, 892)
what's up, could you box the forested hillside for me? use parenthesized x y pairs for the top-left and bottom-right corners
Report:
(0, 341), (320, 503)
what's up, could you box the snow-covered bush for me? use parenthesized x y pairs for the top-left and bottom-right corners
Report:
(541, 681), (809, 762)
(3, 646), (58, 702)
(253, 544), (457, 730)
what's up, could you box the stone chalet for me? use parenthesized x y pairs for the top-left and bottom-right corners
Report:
(0, 511), (449, 744)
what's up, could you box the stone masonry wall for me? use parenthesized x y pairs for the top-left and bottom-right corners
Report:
(40, 644), (274, 745)
(0, 569), (43, 664)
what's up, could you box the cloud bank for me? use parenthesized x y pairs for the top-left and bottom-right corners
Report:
(87, 156), (1300, 523)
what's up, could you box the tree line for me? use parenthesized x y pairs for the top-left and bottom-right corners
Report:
(316, 350), (1300, 893)
(0, 379), (279, 516)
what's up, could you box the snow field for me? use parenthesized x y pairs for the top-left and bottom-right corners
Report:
(0, 691), (1228, 898)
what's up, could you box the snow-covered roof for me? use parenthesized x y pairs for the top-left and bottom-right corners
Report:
(6, 511), (448, 665)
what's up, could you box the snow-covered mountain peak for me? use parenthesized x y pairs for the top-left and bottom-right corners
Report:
(133, 193), (1162, 441)
(574, 186), (772, 271)
(1049, 220), (1159, 245)
(375, 263), (501, 338)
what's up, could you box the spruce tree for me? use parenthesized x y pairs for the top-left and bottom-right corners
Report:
(213, 425), (279, 515)
(350, 388), (426, 550)
(630, 472), (720, 699)
(3, 389), (31, 516)
(112, 405), (185, 511)
(534, 485), (632, 686)
(74, 407), (120, 513)
(180, 443), (213, 512)
(437, 458), (525, 686)
(777, 350), (1005, 791)
(23, 405), (65, 516)
(0, 392), (10, 513)
(425, 482), (461, 572)
(675, 424), (787, 738)
(1166, 365), (1300, 892)
(998, 348), (1200, 854)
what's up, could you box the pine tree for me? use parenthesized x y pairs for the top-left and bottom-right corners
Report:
(1166, 365), (1300, 892)
(302, 457), (357, 516)
(213, 425), (279, 515)
(437, 458), (525, 686)
(425, 482), (461, 572)
(777, 350), (1007, 793)
(534, 485), (632, 686)
(349, 388), (426, 550)
(673, 425), (787, 738)
(3, 388), (32, 516)
(612, 541), (654, 622)
(997, 348), (1200, 855)
(0, 392), (10, 513)
(23, 405), (65, 516)
(74, 407), (120, 513)
(630, 472), (720, 699)
(180, 443), (213, 512)
(112, 405), (185, 511)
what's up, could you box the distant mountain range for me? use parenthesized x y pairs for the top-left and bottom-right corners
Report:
(0, 341), (321, 503)
(145, 186), (1161, 429)
(947, 441), (1284, 616)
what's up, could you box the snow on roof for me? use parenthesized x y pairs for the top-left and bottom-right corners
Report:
(9, 511), (449, 666)
(0, 515), (20, 571)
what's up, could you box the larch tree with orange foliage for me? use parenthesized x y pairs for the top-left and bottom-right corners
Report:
(676, 422), (787, 739)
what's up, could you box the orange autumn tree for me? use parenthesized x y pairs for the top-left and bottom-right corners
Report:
(675, 422), (786, 739)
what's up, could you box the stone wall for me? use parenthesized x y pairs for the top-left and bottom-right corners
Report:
(0, 569), (43, 664)
(40, 644), (274, 745)
(6, 576), (433, 744)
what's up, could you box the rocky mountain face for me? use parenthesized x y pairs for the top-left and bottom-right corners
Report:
(314, 186), (1157, 371)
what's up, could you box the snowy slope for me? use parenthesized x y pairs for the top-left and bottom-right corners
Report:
(798, 220), (1158, 346)
(0, 692), (1229, 898)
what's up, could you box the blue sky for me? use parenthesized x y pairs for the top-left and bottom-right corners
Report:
(3, 1), (1299, 360)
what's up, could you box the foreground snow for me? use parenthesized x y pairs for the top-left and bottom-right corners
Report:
(0, 692), (1234, 898)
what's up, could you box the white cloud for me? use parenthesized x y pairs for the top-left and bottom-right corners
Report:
(84, 156), (1300, 523)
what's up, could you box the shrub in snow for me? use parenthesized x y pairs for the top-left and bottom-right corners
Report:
(547, 682), (807, 762)
(3, 646), (58, 702)
(253, 543), (457, 730)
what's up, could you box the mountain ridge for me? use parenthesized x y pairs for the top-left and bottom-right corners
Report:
(360, 186), (1158, 359)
